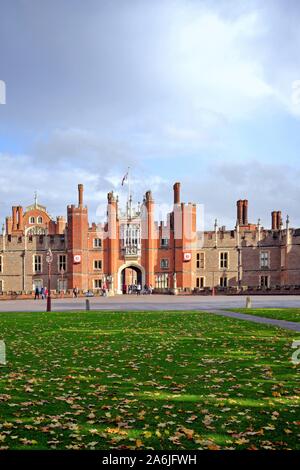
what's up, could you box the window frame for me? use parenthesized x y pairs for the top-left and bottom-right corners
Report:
(260, 250), (270, 269)
(33, 254), (42, 273)
(58, 254), (67, 272)
(219, 251), (229, 269)
(155, 273), (169, 289)
(196, 252), (205, 269)
(160, 258), (169, 269)
(160, 238), (169, 248)
(219, 276), (228, 288)
(94, 279), (102, 289)
(260, 275), (270, 288)
(196, 276), (205, 289)
(94, 259), (102, 270)
(93, 238), (102, 248)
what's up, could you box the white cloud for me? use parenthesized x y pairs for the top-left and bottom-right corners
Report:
(165, 9), (275, 119)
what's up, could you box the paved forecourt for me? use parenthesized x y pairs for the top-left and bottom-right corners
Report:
(1, 294), (300, 312)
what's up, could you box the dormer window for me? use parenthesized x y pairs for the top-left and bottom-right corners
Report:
(161, 238), (169, 247)
(94, 238), (102, 248)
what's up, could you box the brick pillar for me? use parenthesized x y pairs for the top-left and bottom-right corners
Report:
(173, 182), (181, 204)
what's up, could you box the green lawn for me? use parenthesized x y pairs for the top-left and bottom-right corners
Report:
(0, 310), (299, 450)
(230, 308), (300, 323)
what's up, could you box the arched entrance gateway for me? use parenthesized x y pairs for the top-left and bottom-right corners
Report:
(117, 262), (145, 294)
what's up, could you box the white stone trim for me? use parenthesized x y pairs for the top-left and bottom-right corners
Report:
(117, 262), (145, 294)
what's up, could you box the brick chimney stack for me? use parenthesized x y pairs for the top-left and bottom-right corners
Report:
(243, 200), (248, 225)
(78, 184), (84, 208)
(17, 206), (24, 231)
(272, 211), (277, 230)
(6, 216), (12, 234)
(12, 206), (18, 231)
(237, 200), (243, 225)
(272, 211), (282, 230)
(173, 182), (181, 205)
(277, 211), (282, 229)
(237, 200), (249, 226)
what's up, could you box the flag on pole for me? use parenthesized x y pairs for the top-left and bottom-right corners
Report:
(121, 169), (129, 186)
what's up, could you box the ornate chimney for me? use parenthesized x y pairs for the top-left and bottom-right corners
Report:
(173, 182), (181, 205)
(78, 184), (84, 207)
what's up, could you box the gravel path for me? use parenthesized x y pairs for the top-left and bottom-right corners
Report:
(207, 309), (300, 332)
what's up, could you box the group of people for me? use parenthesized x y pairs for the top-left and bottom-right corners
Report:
(34, 286), (48, 300)
(34, 283), (153, 299)
(123, 284), (153, 295)
(72, 285), (109, 298)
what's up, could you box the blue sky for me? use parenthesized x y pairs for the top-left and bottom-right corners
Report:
(0, 0), (300, 229)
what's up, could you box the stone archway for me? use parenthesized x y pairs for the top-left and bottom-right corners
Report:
(117, 262), (145, 294)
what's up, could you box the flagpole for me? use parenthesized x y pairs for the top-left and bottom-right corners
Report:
(127, 166), (130, 203)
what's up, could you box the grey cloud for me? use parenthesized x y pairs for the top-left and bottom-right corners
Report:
(183, 160), (300, 230)
(1, 0), (298, 132)
(0, 0), (300, 226)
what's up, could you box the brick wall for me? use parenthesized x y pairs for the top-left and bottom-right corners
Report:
(1, 184), (300, 295)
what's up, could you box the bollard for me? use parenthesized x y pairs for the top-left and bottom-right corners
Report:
(246, 296), (252, 309)
(0, 340), (6, 365)
(86, 299), (90, 311)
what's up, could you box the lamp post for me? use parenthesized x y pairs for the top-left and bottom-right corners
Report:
(107, 275), (114, 296)
(60, 267), (65, 298)
(212, 271), (215, 296)
(46, 248), (53, 312)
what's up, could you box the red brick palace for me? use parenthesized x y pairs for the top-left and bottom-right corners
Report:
(0, 182), (299, 295)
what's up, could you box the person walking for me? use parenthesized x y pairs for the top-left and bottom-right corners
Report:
(34, 286), (40, 300)
(102, 282), (108, 297)
(137, 283), (141, 295)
